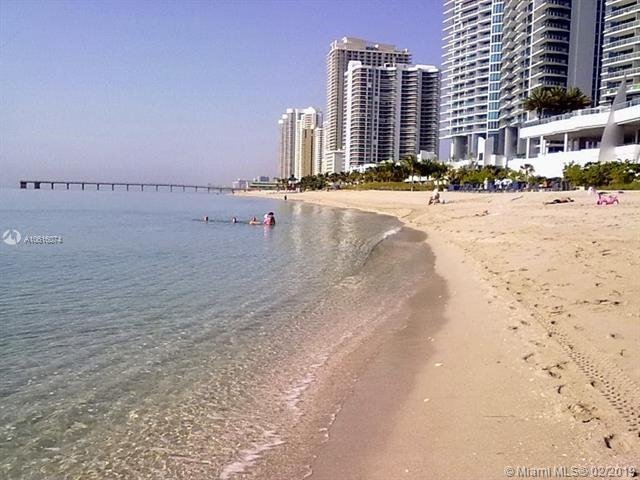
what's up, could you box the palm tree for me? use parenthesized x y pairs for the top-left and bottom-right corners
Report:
(520, 164), (535, 186)
(375, 161), (395, 183)
(523, 87), (552, 117)
(524, 86), (592, 118)
(564, 87), (592, 112)
(548, 86), (568, 112)
(401, 155), (419, 191)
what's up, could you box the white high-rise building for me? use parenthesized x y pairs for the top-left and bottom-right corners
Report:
(344, 61), (440, 169)
(277, 107), (323, 180)
(600, 0), (640, 104)
(441, 0), (605, 163)
(313, 126), (324, 175)
(324, 37), (412, 172)
(440, 0), (496, 162)
(278, 109), (297, 180)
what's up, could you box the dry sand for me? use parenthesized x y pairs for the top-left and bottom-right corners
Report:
(245, 189), (640, 478)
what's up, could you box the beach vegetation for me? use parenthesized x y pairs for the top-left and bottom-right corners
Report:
(293, 160), (551, 192)
(351, 181), (436, 191)
(563, 161), (640, 188)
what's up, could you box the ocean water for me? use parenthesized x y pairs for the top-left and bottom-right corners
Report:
(0, 188), (428, 479)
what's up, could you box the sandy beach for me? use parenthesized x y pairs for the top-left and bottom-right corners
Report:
(243, 189), (640, 478)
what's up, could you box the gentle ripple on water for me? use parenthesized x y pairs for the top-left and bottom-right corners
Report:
(0, 189), (423, 479)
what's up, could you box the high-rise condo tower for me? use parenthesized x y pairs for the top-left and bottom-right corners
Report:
(441, 0), (605, 163)
(324, 37), (412, 172)
(600, 0), (640, 104)
(344, 62), (440, 169)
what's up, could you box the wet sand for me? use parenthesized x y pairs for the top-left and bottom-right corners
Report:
(243, 189), (639, 478)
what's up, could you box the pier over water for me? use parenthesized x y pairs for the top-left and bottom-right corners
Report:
(19, 180), (243, 194)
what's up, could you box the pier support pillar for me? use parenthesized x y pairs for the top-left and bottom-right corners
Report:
(170, 185), (173, 192)
(34, 182), (41, 189)
(66, 183), (70, 190)
(20, 181), (27, 189)
(51, 183), (54, 189)
(126, 184), (129, 191)
(81, 183), (85, 190)
(156, 185), (158, 191)
(141, 185), (144, 191)
(97, 184), (100, 191)
(112, 184), (114, 191)
(183, 186), (185, 192)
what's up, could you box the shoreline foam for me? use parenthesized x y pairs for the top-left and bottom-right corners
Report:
(240, 189), (640, 478)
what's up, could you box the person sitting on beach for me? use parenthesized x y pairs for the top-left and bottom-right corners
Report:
(428, 190), (441, 205)
(544, 197), (574, 205)
(249, 216), (260, 225)
(263, 212), (276, 226)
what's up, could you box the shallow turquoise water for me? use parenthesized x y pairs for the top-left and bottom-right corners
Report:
(0, 188), (406, 479)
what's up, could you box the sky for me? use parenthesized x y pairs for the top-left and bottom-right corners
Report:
(0, 0), (443, 186)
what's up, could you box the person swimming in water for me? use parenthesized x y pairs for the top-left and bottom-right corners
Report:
(263, 212), (276, 226)
(249, 216), (260, 225)
(231, 216), (238, 223)
(203, 215), (209, 222)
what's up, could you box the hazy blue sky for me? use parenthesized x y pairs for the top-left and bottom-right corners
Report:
(1, 0), (443, 186)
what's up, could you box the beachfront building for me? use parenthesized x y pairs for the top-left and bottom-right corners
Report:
(441, 0), (605, 165)
(343, 61), (440, 169)
(294, 107), (323, 179)
(278, 107), (323, 180)
(278, 109), (298, 180)
(440, 0), (497, 162)
(600, 0), (640, 104)
(232, 179), (250, 189)
(313, 126), (324, 175)
(324, 37), (412, 173)
(510, 95), (640, 177)
(322, 150), (344, 174)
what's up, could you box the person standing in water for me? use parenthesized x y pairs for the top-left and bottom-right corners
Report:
(263, 212), (276, 226)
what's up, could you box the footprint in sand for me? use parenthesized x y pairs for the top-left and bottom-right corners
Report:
(542, 362), (568, 378)
(567, 402), (600, 423)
